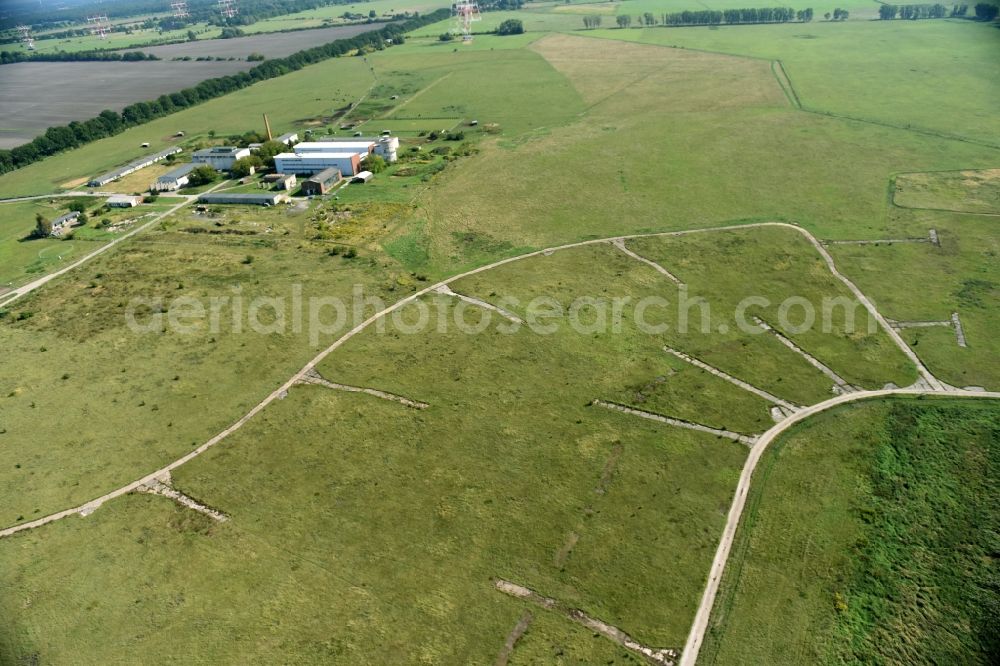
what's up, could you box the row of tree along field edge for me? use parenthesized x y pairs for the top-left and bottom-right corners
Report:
(2, 0), (381, 33)
(879, 3), (1000, 20)
(0, 9), (450, 178)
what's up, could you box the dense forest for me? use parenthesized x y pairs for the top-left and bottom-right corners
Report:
(0, 9), (450, 176)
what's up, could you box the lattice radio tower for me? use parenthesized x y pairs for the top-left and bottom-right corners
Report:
(452, 0), (481, 42)
(218, 0), (239, 19)
(17, 25), (35, 50)
(87, 15), (111, 39)
(171, 1), (190, 19)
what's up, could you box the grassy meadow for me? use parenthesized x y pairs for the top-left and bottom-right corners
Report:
(700, 397), (1000, 665)
(583, 18), (1000, 144)
(0, 5), (998, 663)
(829, 210), (1000, 389)
(894, 168), (1000, 214)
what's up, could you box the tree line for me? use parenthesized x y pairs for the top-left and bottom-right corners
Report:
(0, 9), (450, 176)
(663, 7), (806, 25)
(584, 7), (822, 28)
(2, 0), (378, 32)
(0, 49), (160, 65)
(879, 3), (998, 19)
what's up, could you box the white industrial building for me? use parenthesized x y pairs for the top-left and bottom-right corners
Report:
(375, 136), (399, 162)
(192, 146), (251, 171)
(293, 140), (375, 157)
(272, 135), (400, 178)
(276, 131), (299, 146)
(274, 152), (362, 177)
(294, 137), (398, 163)
(153, 163), (196, 191)
(107, 195), (143, 208)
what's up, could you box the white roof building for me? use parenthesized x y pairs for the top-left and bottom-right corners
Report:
(107, 195), (143, 208)
(291, 141), (375, 157)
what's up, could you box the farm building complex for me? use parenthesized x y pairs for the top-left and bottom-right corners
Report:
(88, 147), (182, 187)
(273, 137), (398, 177)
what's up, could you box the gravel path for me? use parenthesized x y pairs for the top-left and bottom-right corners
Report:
(434, 284), (524, 324)
(663, 347), (801, 412)
(494, 579), (677, 665)
(593, 399), (757, 447)
(612, 238), (685, 286)
(299, 369), (429, 409)
(752, 316), (854, 393)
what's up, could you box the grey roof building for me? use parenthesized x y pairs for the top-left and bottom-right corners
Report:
(154, 163), (196, 191)
(88, 147), (182, 187)
(192, 146), (251, 171)
(197, 192), (289, 206)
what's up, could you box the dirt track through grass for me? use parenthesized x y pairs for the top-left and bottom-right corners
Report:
(0, 221), (957, 539)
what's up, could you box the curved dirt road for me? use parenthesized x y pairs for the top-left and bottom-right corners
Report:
(677, 387), (1000, 666)
(0, 220), (984, 604)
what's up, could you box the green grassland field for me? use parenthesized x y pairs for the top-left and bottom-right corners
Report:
(0, 4), (998, 663)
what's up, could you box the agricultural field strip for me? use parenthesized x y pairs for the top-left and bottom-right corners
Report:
(592, 400), (757, 446)
(0, 221), (957, 540)
(613, 238), (684, 285)
(663, 347), (802, 411)
(0, 181), (230, 308)
(677, 386), (1000, 666)
(752, 316), (854, 392)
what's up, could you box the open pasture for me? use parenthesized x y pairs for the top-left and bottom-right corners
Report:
(829, 211), (1000, 390)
